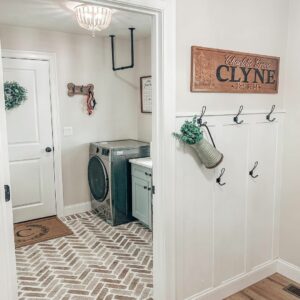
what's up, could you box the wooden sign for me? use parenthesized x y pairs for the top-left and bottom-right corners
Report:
(191, 46), (280, 93)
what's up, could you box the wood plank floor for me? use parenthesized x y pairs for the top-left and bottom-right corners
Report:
(226, 273), (300, 300)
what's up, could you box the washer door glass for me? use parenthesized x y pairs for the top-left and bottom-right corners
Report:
(88, 156), (109, 202)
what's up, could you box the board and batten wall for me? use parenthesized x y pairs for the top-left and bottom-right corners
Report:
(280, 0), (300, 273)
(0, 25), (151, 210)
(175, 0), (290, 299)
(175, 113), (283, 299)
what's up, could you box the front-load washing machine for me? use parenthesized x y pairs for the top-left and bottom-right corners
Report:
(88, 140), (150, 226)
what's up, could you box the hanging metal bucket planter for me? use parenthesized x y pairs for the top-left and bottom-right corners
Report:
(190, 138), (223, 169)
(173, 114), (224, 169)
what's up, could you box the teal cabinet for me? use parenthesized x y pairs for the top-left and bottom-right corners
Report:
(131, 164), (152, 229)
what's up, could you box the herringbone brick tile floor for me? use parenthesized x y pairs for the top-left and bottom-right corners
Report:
(16, 210), (153, 300)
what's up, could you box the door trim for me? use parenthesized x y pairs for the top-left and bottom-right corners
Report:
(0, 43), (18, 300)
(2, 49), (64, 218)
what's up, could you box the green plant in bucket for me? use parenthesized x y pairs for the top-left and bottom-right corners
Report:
(173, 116), (203, 145)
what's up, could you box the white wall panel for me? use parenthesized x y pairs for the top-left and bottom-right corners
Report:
(175, 120), (217, 299)
(247, 118), (279, 270)
(213, 118), (249, 285)
(280, 0), (300, 269)
(176, 0), (289, 114)
(175, 113), (282, 299)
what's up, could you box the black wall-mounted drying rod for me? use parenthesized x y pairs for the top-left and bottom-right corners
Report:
(109, 28), (135, 71)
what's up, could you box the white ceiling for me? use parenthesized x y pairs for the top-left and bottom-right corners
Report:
(0, 0), (152, 39)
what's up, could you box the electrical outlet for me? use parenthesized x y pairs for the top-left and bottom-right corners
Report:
(63, 127), (73, 136)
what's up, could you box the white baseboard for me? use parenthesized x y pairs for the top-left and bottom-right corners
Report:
(186, 261), (277, 300)
(277, 259), (300, 283)
(185, 259), (300, 300)
(63, 202), (92, 217)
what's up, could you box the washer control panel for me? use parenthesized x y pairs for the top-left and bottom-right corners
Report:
(101, 148), (110, 156)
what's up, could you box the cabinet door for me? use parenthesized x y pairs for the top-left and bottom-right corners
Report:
(132, 176), (151, 226)
(214, 117), (250, 285)
(247, 119), (278, 270)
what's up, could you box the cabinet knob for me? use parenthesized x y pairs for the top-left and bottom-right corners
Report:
(145, 172), (152, 177)
(144, 186), (148, 189)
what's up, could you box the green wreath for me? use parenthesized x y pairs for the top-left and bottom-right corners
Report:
(4, 81), (27, 110)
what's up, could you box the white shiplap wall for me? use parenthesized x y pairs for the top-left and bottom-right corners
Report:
(175, 112), (284, 299)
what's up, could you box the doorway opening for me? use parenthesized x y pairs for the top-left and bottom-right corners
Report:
(0, 0), (177, 298)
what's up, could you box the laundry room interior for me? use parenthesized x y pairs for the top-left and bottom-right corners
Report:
(3, 0), (300, 300)
(0, 1), (154, 298)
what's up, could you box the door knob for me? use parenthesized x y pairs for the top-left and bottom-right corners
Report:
(4, 185), (10, 202)
(45, 147), (52, 153)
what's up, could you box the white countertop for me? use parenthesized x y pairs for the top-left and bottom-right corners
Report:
(129, 157), (152, 169)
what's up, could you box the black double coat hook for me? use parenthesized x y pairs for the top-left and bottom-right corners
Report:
(249, 161), (259, 178)
(197, 106), (217, 148)
(266, 105), (276, 122)
(233, 105), (244, 124)
(216, 168), (226, 186)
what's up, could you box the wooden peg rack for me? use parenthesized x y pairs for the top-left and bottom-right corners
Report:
(67, 83), (94, 97)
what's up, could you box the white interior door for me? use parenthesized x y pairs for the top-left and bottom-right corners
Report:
(3, 57), (56, 223)
(0, 43), (18, 300)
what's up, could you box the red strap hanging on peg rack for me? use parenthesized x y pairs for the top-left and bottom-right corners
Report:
(67, 83), (97, 115)
(86, 89), (97, 115)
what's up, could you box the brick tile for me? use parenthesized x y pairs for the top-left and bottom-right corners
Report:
(16, 211), (153, 300)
